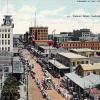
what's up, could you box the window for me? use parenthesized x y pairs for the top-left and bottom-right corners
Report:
(8, 34), (10, 38)
(5, 40), (7, 45)
(2, 34), (4, 38)
(93, 71), (96, 74)
(2, 40), (4, 45)
(4, 67), (9, 72)
(86, 61), (88, 64)
(0, 68), (2, 72)
(2, 47), (4, 50)
(8, 47), (10, 51)
(72, 62), (75, 66)
(5, 29), (7, 32)
(77, 61), (80, 65)
(5, 47), (7, 51)
(8, 40), (10, 44)
(0, 29), (1, 32)
(5, 34), (7, 38)
(8, 29), (10, 32)
(81, 61), (84, 64)
(2, 29), (4, 32)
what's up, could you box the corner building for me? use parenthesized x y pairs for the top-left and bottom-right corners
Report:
(29, 27), (48, 40)
(0, 15), (14, 52)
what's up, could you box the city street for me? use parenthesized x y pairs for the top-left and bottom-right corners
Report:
(28, 74), (44, 100)
(21, 49), (66, 100)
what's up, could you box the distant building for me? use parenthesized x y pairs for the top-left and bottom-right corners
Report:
(37, 46), (57, 57)
(70, 48), (96, 57)
(29, 27), (48, 40)
(48, 32), (73, 47)
(0, 15), (14, 52)
(73, 29), (91, 41)
(61, 41), (100, 50)
(76, 63), (100, 77)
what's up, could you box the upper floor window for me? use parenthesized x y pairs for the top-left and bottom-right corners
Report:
(2, 29), (4, 32)
(8, 40), (10, 45)
(8, 47), (10, 51)
(5, 40), (7, 45)
(2, 40), (4, 45)
(5, 34), (7, 38)
(5, 29), (7, 32)
(2, 47), (4, 50)
(8, 34), (10, 38)
(8, 29), (10, 32)
(2, 34), (4, 38)
(5, 47), (7, 51)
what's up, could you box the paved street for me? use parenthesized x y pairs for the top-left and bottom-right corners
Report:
(28, 74), (44, 100)
(21, 49), (66, 100)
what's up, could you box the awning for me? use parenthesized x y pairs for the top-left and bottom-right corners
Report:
(48, 59), (69, 70)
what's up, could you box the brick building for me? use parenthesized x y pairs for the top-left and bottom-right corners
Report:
(61, 41), (100, 50)
(29, 27), (48, 40)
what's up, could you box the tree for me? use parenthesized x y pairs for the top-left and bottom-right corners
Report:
(1, 75), (20, 100)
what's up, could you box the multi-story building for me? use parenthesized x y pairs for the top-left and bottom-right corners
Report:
(29, 27), (48, 40)
(73, 28), (91, 41)
(56, 52), (90, 71)
(61, 41), (100, 50)
(48, 52), (90, 76)
(0, 15), (14, 52)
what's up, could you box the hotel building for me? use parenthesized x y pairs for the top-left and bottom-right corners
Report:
(0, 15), (14, 52)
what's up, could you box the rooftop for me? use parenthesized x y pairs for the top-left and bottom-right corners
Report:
(58, 52), (88, 59)
(79, 63), (100, 71)
(40, 46), (57, 50)
(65, 72), (100, 89)
(0, 51), (12, 56)
(70, 48), (96, 52)
(48, 59), (69, 69)
(13, 57), (20, 62)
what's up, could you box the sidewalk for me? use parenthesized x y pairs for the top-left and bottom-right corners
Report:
(18, 83), (27, 100)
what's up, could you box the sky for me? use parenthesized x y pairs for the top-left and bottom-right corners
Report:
(0, 0), (100, 34)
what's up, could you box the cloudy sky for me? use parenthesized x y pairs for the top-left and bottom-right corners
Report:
(0, 0), (100, 34)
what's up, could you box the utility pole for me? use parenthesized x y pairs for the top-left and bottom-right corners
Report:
(34, 12), (36, 27)
(52, 29), (56, 40)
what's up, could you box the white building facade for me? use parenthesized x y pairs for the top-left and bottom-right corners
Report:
(0, 15), (14, 52)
